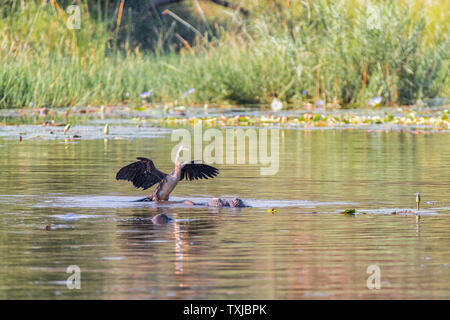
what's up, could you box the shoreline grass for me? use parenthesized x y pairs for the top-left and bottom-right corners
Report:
(0, 0), (448, 109)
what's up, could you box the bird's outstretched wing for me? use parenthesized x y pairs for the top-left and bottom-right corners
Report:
(116, 157), (167, 190)
(180, 161), (219, 181)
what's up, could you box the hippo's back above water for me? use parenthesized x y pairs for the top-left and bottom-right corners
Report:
(207, 197), (247, 208)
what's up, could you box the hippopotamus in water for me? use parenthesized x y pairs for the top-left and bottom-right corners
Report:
(150, 198), (246, 225)
(184, 197), (248, 208)
(208, 197), (246, 207)
(152, 213), (172, 224)
(134, 196), (248, 208)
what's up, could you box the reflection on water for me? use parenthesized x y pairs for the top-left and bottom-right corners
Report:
(0, 130), (449, 299)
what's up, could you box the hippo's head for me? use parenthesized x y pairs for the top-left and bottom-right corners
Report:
(228, 197), (245, 207)
(207, 198), (228, 207)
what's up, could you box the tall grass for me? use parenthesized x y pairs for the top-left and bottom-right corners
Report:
(0, 0), (448, 108)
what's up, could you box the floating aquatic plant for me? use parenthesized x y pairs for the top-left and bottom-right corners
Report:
(341, 209), (356, 215)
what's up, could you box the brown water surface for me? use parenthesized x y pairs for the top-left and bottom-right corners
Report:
(0, 128), (449, 299)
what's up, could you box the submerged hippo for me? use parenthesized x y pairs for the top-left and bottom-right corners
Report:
(184, 197), (248, 208)
(152, 213), (172, 225)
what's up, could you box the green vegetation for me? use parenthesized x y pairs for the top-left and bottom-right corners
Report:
(0, 0), (448, 109)
(341, 209), (356, 215)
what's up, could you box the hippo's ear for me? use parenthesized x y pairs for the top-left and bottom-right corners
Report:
(229, 198), (245, 207)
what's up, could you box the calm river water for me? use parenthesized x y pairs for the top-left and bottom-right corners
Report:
(0, 126), (449, 299)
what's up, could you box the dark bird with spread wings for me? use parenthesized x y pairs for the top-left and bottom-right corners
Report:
(116, 146), (219, 201)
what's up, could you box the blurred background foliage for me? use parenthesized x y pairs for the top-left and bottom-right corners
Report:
(0, 0), (448, 108)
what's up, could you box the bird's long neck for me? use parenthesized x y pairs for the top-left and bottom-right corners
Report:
(173, 146), (184, 179)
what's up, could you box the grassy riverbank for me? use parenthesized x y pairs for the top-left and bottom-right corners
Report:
(0, 0), (448, 109)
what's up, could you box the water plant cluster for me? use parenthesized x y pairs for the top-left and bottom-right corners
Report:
(2, 104), (448, 134)
(139, 109), (450, 132)
(0, 0), (448, 109)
